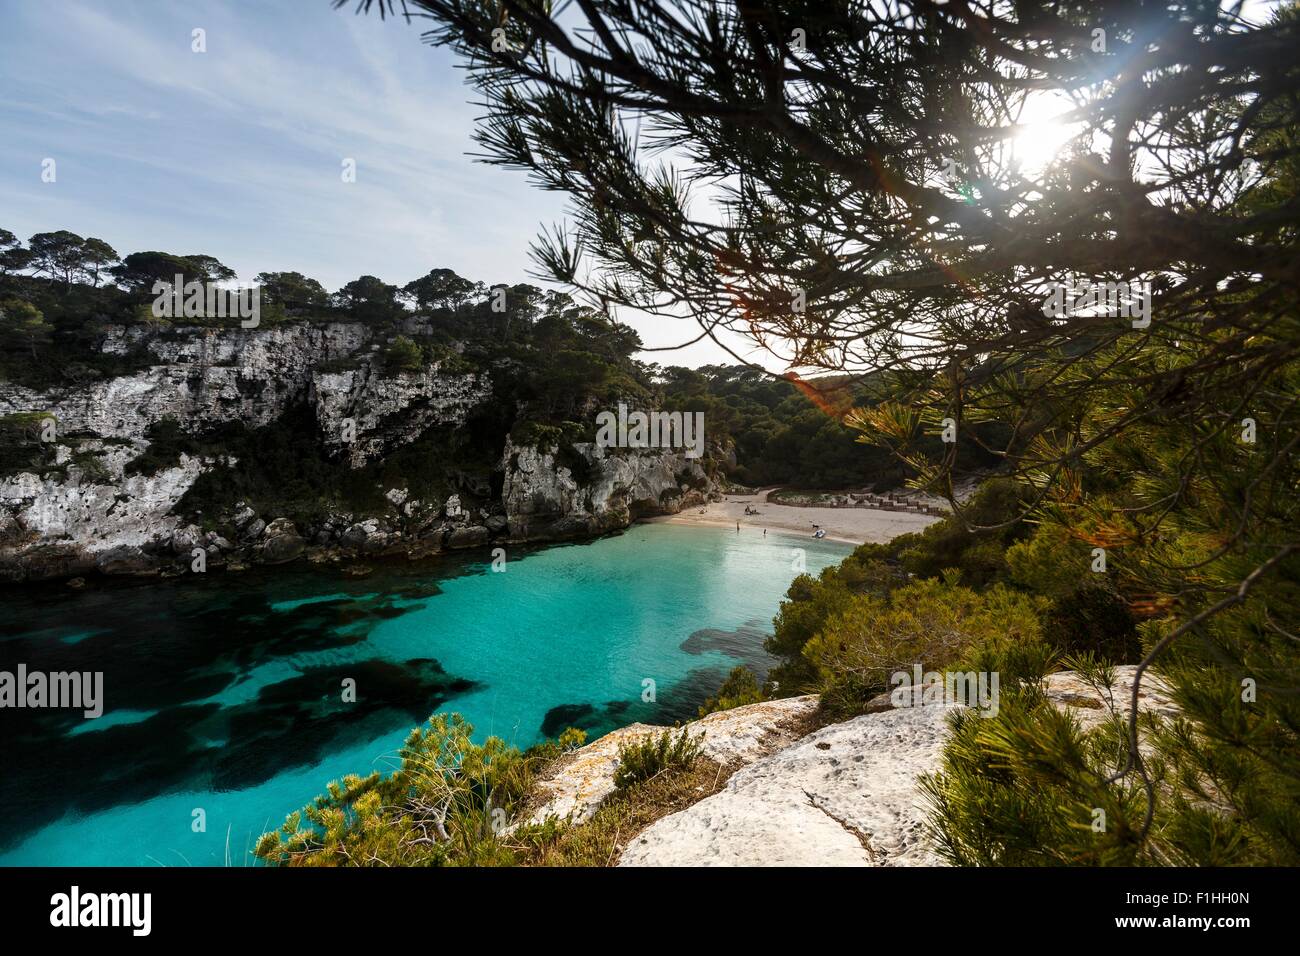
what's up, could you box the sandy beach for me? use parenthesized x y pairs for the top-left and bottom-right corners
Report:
(648, 487), (942, 546)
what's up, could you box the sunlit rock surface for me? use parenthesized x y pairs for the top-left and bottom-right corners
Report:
(617, 665), (1176, 866)
(520, 696), (819, 828)
(502, 438), (712, 542)
(619, 702), (954, 867)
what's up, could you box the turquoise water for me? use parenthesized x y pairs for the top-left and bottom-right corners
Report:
(0, 524), (849, 866)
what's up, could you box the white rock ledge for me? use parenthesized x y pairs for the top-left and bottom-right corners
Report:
(617, 664), (1175, 867)
(618, 701), (957, 867)
(520, 695), (819, 828)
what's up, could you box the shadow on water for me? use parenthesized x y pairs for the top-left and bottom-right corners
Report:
(536, 618), (780, 741)
(0, 557), (495, 852)
(679, 619), (776, 673)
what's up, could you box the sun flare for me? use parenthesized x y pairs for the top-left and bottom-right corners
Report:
(1009, 92), (1085, 175)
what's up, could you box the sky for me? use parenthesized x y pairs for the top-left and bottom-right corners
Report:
(0, 0), (756, 368)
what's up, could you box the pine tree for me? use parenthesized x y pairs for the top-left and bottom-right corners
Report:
(345, 0), (1300, 863)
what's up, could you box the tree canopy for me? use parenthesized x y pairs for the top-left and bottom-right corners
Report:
(256, 270), (332, 311)
(402, 267), (480, 310)
(110, 250), (234, 292)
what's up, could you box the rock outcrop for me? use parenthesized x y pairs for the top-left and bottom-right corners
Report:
(514, 666), (1176, 867)
(0, 438), (214, 581)
(502, 438), (713, 542)
(619, 702), (955, 866)
(259, 518), (306, 565)
(0, 323), (372, 441)
(1040, 667), (1179, 729)
(312, 362), (490, 468)
(520, 696), (819, 827)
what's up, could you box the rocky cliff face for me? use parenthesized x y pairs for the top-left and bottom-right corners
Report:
(0, 323), (372, 441)
(313, 363), (490, 468)
(0, 440), (216, 581)
(502, 438), (713, 542)
(0, 322), (717, 582)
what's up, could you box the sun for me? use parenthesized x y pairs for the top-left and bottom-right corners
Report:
(1008, 91), (1085, 177)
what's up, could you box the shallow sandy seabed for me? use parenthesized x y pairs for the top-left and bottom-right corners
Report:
(646, 487), (941, 546)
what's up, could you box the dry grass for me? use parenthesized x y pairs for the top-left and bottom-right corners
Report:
(508, 756), (739, 866)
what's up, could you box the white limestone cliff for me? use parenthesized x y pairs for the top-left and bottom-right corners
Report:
(501, 438), (713, 541)
(0, 323), (717, 580)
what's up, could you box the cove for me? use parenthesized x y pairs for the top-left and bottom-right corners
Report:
(0, 523), (850, 866)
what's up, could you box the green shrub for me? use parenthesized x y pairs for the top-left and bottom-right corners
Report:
(522, 726), (588, 765)
(613, 729), (703, 791)
(381, 335), (424, 373)
(0, 411), (55, 476)
(1041, 585), (1140, 663)
(920, 670), (1166, 866)
(1004, 523), (1141, 662)
(510, 420), (565, 451)
(1005, 523), (1095, 598)
(766, 552), (901, 692)
(70, 449), (110, 483)
(894, 478), (1032, 587)
(804, 576), (1047, 719)
(255, 713), (586, 867)
(922, 565), (1300, 866)
(699, 665), (765, 717)
(513, 751), (727, 866)
(422, 340), (477, 374)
